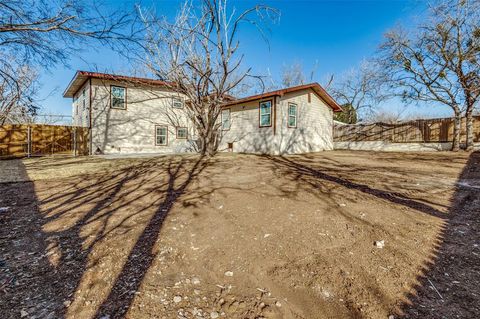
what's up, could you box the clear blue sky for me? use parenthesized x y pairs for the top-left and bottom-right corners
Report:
(39, 0), (452, 119)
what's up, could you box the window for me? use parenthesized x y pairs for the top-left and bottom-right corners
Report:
(82, 88), (86, 111)
(111, 86), (126, 109)
(221, 108), (231, 130)
(172, 97), (184, 108)
(176, 127), (187, 139)
(73, 97), (77, 115)
(288, 103), (297, 128)
(259, 100), (272, 127)
(155, 126), (168, 145)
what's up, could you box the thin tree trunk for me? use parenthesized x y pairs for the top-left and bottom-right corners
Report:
(465, 107), (474, 151)
(452, 110), (461, 152)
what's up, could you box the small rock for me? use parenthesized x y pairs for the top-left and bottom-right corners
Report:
(321, 288), (331, 298)
(374, 240), (385, 249)
(275, 301), (282, 307)
(63, 300), (71, 307)
(20, 310), (28, 318)
(388, 315), (395, 319)
(264, 234), (271, 238)
(210, 311), (219, 318)
(339, 203), (346, 207)
(0, 207), (9, 213)
(224, 271), (233, 277)
(192, 308), (203, 315)
(218, 205), (223, 209)
(192, 277), (201, 285)
(173, 296), (182, 303)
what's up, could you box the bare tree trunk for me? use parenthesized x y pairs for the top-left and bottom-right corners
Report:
(465, 107), (474, 151)
(452, 110), (461, 152)
(199, 128), (217, 157)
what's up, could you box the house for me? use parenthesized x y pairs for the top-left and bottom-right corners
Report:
(218, 84), (342, 154)
(64, 71), (195, 155)
(63, 71), (342, 155)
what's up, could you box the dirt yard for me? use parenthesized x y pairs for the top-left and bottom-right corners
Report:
(0, 151), (478, 319)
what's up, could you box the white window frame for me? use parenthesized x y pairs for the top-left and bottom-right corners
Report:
(259, 100), (272, 127)
(82, 88), (87, 111)
(172, 97), (184, 109)
(155, 126), (168, 146)
(111, 86), (126, 110)
(288, 103), (297, 128)
(221, 108), (231, 130)
(176, 127), (188, 139)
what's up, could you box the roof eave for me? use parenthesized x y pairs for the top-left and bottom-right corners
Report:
(63, 71), (81, 98)
(222, 83), (343, 112)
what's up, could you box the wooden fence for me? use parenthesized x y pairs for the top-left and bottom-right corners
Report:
(0, 124), (89, 159)
(334, 116), (480, 143)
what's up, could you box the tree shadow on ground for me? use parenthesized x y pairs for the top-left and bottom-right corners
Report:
(93, 156), (208, 318)
(0, 173), (60, 318)
(263, 154), (445, 218)
(260, 151), (479, 318)
(401, 151), (480, 318)
(1, 151), (478, 319)
(0, 154), (210, 319)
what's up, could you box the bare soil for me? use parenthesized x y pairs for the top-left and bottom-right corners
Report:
(0, 151), (478, 319)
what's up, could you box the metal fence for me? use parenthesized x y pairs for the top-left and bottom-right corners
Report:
(0, 124), (89, 159)
(334, 116), (480, 143)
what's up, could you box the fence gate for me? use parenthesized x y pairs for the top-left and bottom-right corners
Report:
(0, 124), (89, 159)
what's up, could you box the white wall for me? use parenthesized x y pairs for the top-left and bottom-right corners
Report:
(218, 89), (334, 155)
(88, 79), (197, 154)
(334, 141), (480, 151)
(72, 81), (90, 127)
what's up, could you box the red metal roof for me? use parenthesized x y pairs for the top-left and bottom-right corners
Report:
(63, 71), (175, 97)
(222, 83), (342, 112)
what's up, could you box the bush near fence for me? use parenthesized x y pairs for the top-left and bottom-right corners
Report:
(0, 124), (89, 159)
(334, 116), (480, 143)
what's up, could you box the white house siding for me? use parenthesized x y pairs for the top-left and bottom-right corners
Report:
(88, 78), (196, 154)
(218, 89), (334, 155)
(72, 81), (90, 127)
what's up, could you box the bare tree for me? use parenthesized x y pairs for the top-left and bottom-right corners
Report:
(432, 0), (480, 150)
(364, 109), (407, 124)
(0, 63), (38, 124)
(0, 0), (140, 121)
(330, 61), (382, 123)
(262, 60), (321, 91)
(136, 0), (278, 156)
(377, 0), (480, 151)
(281, 62), (306, 87)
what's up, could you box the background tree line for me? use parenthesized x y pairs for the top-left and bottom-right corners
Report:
(275, 0), (480, 151)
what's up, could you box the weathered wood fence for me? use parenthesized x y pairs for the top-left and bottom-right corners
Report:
(0, 124), (89, 159)
(334, 116), (480, 143)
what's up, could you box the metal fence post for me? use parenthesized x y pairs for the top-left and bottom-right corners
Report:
(51, 126), (55, 155)
(73, 128), (77, 157)
(27, 126), (31, 158)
